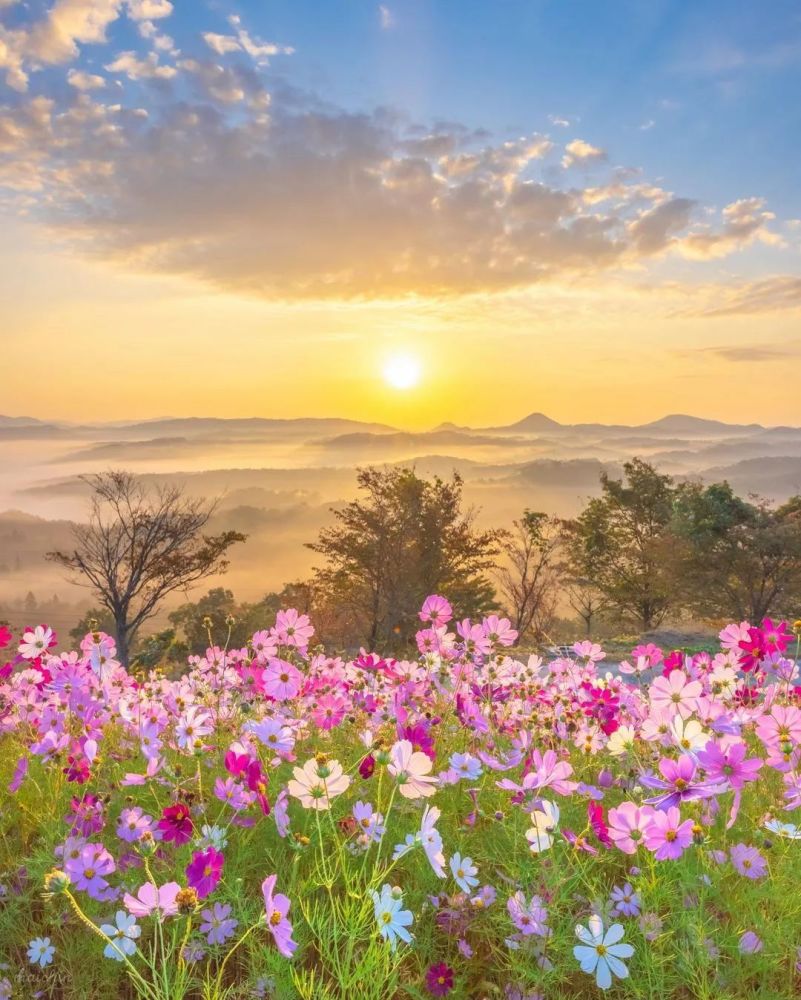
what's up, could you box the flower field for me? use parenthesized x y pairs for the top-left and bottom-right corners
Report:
(2, 602), (801, 999)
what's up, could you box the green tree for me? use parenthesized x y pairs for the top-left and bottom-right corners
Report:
(307, 467), (502, 650)
(566, 459), (676, 632)
(673, 482), (801, 621)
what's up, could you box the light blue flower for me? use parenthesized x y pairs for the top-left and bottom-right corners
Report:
(449, 752), (483, 781)
(100, 910), (141, 961)
(27, 937), (55, 968)
(574, 917), (634, 990)
(370, 884), (413, 951)
(449, 852), (479, 893)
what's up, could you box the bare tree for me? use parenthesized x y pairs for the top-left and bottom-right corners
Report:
(563, 577), (607, 638)
(47, 471), (246, 665)
(495, 510), (561, 643)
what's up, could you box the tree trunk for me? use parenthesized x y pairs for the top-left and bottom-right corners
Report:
(115, 616), (130, 667)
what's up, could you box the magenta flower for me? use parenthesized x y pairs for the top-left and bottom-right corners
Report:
(730, 843), (767, 879)
(157, 803), (194, 845)
(608, 802), (655, 854)
(186, 847), (224, 899)
(696, 739), (763, 790)
(644, 806), (695, 860)
(262, 874), (298, 958)
(311, 694), (347, 731)
(642, 754), (723, 810)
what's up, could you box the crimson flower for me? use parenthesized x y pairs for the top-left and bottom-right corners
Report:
(425, 962), (454, 996)
(158, 803), (194, 845)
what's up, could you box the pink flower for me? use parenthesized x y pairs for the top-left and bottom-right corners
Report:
(696, 739), (762, 790)
(123, 881), (181, 918)
(388, 740), (437, 799)
(262, 874), (298, 958)
(274, 609), (314, 648)
(419, 595), (453, 627)
(262, 659), (303, 701)
(507, 891), (549, 936)
(649, 670), (702, 720)
(311, 694), (346, 731)
(481, 615), (518, 647)
(116, 807), (156, 843)
(186, 847), (224, 899)
(730, 843), (766, 879)
(644, 806), (694, 860)
(756, 704), (801, 749)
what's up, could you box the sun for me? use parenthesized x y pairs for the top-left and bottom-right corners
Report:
(382, 352), (422, 390)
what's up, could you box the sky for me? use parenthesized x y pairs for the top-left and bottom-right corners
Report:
(1, 0), (800, 429)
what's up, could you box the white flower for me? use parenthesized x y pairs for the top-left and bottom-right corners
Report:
(19, 626), (54, 660)
(764, 818), (801, 839)
(574, 916), (634, 990)
(100, 911), (141, 961)
(387, 740), (437, 799)
(175, 706), (213, 751)
(449, 852), (479, 893)
(287, 757), (350, 811)
(606, 726), (636, 757)
(670, 715), (708, 753)
(525, 800), (560, 854)
(27, 936), (55, 967)
(420, 805), (446, 878)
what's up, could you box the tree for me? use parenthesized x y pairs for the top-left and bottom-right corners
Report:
(565, 459), (676, 632)
(672, 482), (801, 621)
(307, 467), (502, 650)
(495, 510), (561, 642)
(47, 471), (246, 665)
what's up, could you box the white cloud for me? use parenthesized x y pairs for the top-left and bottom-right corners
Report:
(105, 49), (176, 80)
(561, 138), (607, 168)
(67, 67), (106, 89)
(126, 0), (172, 21)
(202, 32), (241, 56)
(548, 114), (571, 128)
(0, 0), (122, 91)
(379, 5), (395, 30)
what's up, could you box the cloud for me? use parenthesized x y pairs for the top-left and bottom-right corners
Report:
(687, 276), (801, 317)
(0, 0), (122, 90)
(200, 15), (293, 64)
(562, 138), (606, 168)
(67, 67), (106, 89)
(0, 8), (788, 302)
(379, 5), (394, 30)
(548, 114), (572, 128)
(126, 0), (172, 21)
(104, 49), (176, 80)
(707, 344), (798, 362)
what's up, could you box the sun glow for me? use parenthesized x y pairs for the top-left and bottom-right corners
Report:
(382, 352), (422, 390)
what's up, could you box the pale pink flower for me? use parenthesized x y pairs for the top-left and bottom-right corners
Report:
(649, 670), (702, 720)
(123, 882), (181, 919)
(287, 757), (350, 811)
(388, 739), (437, 799)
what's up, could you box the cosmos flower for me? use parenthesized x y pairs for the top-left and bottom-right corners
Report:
(262, 660), (303, 701)
(525, 800), (560, 854)
(643, 807), (694, 861)
(573, 917), (634, 990)
(730, 843), (767, 879)
(649, 670), (702, 720)
(200, 902), (238, 945)
(99, 911), (141, 961)
(186, 847), (224, 899)
(371, 884), (413, 951)
(449, 852), (479, 893)
(157, 803), (194, 845)
(287, 756), (350, 810)
(739, 930), (763, 954)
(425, 961), (455, 996)
(262, 874), (298, 958)
(609, 883), (641, 917)
(388, 740), (437, 799)
(123, 881), (181, 919)
(27, 936), (55, 967)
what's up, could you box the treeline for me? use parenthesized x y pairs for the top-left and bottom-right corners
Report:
(58, 462), (801, 664)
